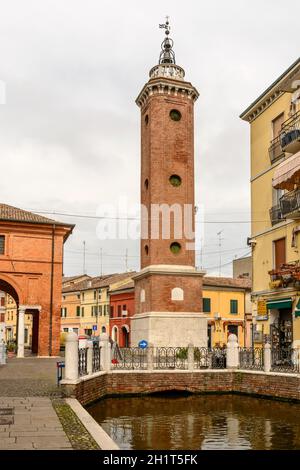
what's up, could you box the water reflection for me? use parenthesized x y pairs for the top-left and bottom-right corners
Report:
(87, 393), (300, 450)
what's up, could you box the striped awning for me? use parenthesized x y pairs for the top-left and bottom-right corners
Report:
(273, 151), (300, 190)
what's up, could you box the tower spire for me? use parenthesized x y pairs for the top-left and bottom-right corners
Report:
(159, 16), (175, 64)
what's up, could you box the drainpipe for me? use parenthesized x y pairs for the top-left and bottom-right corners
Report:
(49, 224), (55, 356)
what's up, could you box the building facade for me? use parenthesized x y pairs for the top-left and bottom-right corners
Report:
(0, 204), (73, 357)
(202, 277), (252, 348)
(109, 280), (134, 347)
(132, 20), (207, 347)
(61, 273), (134, 338)
(241, 57), (300, 350)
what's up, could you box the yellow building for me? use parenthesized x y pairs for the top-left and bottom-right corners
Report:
(61, 272), (135, 337)
(203, 277), (252, 348)
(0, 292), (32, 347)
(240, 57), (300, 349)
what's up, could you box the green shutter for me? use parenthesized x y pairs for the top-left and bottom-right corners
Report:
(230, 300), (238, 314)
(203, 298), (211, 313)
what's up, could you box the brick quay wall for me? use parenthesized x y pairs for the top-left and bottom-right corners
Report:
(60, 370), (300, 406)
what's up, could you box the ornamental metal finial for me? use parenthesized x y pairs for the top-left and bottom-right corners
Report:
(159, 16), (175, 64)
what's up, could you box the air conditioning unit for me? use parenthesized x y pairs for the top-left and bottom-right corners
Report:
(122, 310), (128, 317)
(214, 312), (221, 320)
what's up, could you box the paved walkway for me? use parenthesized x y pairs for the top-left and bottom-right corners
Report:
(0, 357), (101, 450)
(0, 356), (61, 396)
(0, 397), (72, 450)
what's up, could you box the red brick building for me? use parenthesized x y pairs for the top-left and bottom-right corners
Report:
(109, 280), (134, 347)
(0, 204), (74, 356)
(132, 20), (207, 346)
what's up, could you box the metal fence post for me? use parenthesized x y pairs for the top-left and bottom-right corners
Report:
(65, 332), (79, 381)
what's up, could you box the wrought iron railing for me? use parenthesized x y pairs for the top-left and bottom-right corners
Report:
(92, 343), (101, 372)
(239, 347), (264, 371)
(111, 347), (148, 370)
(280, 189), (300, 218)
(269, 135), (285, 164)
(271, 348), (300, 373)
(280, 111), (300, 152)
(269, 204), (285, 226)
(78, 347), (87, 376)
(194, 347), (226, 369)
(154, 347), (188, 370)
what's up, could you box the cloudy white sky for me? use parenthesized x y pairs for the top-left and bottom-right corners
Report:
(0, 0), (299, 277)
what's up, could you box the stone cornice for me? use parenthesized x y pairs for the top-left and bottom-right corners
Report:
(240, 58), (300, 123)
(136, 77), (199, 108)
(132, 264), (206, 281)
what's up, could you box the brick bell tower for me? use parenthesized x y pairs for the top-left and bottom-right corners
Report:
(131, 19), (207, 347)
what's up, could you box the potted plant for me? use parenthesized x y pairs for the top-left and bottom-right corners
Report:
(6, 341), (17, 358)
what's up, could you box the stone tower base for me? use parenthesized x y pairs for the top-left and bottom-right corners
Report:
(130, 312), (208, 347)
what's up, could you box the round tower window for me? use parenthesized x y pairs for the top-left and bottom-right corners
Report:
(170, 242), (181, 254)
(170, 109), (181, 121)
(145, 114), (149, 125)
(144, 178), (149, 190)
(169, 175), (182, 187)
(145, 245), (149, 255)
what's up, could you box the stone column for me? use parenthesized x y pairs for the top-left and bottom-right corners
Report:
(188, 343), (194, 371)
(264, 343), (271, 373)
(147, 344), (154, 371)
(87, 340), (94, 375)
(65, 332), (79, 381)
(226, 334), (239, 369)
(99, 333), (111, 372)
(17, 306), (26, 358)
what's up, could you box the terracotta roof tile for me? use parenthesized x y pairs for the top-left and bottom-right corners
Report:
(0, 203), (73, 227)
(203, 276), (251, 290)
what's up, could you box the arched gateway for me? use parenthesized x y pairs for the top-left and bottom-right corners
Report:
(0, 203), (74, 357)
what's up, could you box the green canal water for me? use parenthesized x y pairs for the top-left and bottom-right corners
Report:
(87, 393), (300, 450)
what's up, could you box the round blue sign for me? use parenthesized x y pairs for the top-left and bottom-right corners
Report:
(138, 340), (148, 349)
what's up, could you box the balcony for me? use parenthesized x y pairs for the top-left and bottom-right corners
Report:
(269, 135), (285, 164)
(280, 189), (300, 219)
(269, 261), (300, 289)
(269, 204), (285, 226)
(280, 111), (300, 154)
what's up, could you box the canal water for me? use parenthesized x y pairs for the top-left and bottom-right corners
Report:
(87, 393), (300, 450)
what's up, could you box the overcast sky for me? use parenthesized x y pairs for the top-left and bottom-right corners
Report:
(0, 0), (299, 277)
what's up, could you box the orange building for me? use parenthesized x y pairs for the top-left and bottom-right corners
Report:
(0, 204), (74, 356)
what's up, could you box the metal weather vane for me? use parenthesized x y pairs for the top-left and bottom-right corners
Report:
(159, 16), (176, 65)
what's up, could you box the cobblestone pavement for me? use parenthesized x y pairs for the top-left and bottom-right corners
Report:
(0, 397), (72, 450)
(0, 356), (62, 396)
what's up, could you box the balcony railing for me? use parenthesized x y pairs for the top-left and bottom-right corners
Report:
(280, 189), (300, 219)
(280, 111), (300, 154)
(269, 135), (285, 164)
(269, 204), (285, 225)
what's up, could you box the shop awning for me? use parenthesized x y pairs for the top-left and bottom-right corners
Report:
(272, 150), (300, 190)
(295, 299), (300, 317)
(266, 297), (292, 310)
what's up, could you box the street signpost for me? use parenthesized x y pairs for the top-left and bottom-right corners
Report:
(138, 339), (148, 349)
